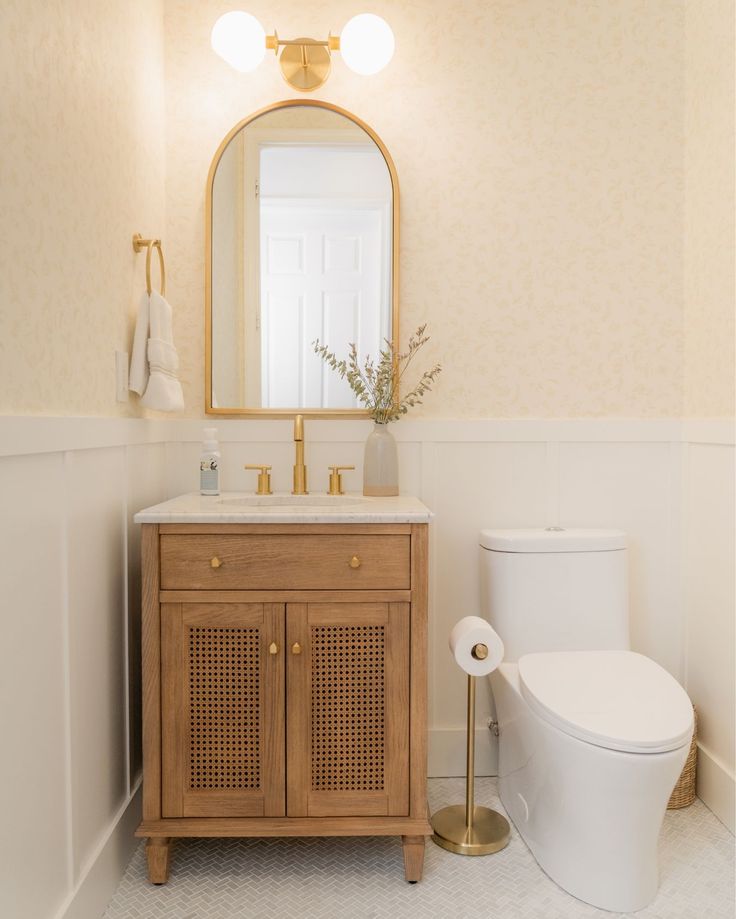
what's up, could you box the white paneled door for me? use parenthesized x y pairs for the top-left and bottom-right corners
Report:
(260, 203), (386, 408)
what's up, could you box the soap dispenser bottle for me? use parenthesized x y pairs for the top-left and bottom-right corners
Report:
(200, 428), (220, 495)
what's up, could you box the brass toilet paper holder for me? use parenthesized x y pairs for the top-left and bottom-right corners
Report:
(431, 640), (511, 856)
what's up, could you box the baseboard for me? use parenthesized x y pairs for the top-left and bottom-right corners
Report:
(56, 787), (141, 919)
(428, 728), (498, 778)
(696, 743), (735, 834)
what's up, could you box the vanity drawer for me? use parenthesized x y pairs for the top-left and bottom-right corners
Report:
(160, 534), (411, 590)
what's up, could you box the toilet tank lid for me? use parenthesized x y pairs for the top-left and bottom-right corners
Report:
(479, 528), (627, 552)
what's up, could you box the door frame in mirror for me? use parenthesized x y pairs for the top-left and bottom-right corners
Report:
(205, 99), (400, 417)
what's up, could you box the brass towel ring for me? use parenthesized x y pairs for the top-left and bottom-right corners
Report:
(132, 233), (166, 296)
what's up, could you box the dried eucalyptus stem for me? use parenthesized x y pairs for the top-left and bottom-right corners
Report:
(313, 324), (442, 423)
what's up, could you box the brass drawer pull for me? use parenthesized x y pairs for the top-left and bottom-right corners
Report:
(349, 555), (361, 569)
(291, 642), (302, 655)
(269, 642), (279, 655)
(210, 556), (222, 568)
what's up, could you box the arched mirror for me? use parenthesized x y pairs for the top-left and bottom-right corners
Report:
(205, 100), (399, 415)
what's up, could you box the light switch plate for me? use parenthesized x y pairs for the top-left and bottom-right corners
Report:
(115, 350), (129, 402)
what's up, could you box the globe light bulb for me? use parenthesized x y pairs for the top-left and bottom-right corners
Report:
(211, 11), (266, 73)
(339, 14), (394, 76)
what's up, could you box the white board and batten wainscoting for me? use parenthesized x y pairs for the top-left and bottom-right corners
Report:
(0, 415), (733, 919)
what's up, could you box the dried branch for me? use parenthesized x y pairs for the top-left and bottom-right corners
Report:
(313, 325), (442, 423)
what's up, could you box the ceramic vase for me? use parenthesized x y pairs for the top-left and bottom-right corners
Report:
(363, 422), (399, 496)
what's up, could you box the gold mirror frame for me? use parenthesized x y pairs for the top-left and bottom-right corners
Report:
(205, 99), (400, 417)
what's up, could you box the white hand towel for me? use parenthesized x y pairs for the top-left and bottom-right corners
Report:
(129, 291), (150, 396)
(129, 290), (185, 412)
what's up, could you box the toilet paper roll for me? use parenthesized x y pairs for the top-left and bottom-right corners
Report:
(449, 616), (505, 677)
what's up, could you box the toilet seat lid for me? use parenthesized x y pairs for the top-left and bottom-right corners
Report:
(518, 651), (694, 753)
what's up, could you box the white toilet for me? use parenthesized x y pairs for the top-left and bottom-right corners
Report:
(480, 528), (694, 913)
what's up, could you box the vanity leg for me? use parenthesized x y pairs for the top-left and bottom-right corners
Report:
(146, 837), (172, 884)
(402, 835), (426, 882)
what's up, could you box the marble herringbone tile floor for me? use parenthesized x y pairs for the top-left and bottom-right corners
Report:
(103, 778), (734, 919)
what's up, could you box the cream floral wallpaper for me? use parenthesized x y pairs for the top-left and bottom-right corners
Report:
(0, 0), (166, 416)
(683, 0), (735, 417)
(163, 0), (688, 418)
(1, 1), (732, 418)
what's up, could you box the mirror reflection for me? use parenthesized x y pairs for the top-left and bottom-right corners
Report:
(208, 104), (395, 412)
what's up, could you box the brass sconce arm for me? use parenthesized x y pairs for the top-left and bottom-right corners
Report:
(265, 32), (340, 53)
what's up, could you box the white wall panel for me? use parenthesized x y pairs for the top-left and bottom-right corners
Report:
(0, 452), (69, 919)
(684, 443), (735, 830)
(126, 443), (168, 783)
(0, 418), (173, 919)
(429, 442), (549, 740)
(163, 441), (202, 498)
(66, 448), (128, 881)
(557, 442), (682, 678)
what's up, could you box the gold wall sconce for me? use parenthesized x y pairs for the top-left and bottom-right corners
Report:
(211, 11), (395, 92)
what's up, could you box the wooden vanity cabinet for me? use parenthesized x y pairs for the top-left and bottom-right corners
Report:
(137, 522), (431, 883)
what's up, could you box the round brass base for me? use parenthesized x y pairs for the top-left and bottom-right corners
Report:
(279, 41), (331, 92)
(431, 805), (511, 856)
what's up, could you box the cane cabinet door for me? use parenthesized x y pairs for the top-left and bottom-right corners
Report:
(285, 601), (410, 818)
(160, 602), (285, 818)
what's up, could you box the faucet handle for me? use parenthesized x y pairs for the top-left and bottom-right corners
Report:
(244, 464), (272, 495)
(327, 465), (355, 496)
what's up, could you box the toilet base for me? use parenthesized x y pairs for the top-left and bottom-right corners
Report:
(431, 804), (510, 856)
(491, 665), (689, 912)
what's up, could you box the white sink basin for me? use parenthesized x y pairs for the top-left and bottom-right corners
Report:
(217, 494), (367, 508)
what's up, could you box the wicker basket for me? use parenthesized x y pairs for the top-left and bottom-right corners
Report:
(668, 706), (697, 809)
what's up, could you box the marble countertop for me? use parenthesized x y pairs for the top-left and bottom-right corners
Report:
(134, 492), (433, 524)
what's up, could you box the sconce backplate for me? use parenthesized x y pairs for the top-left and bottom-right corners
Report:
(279, 39), (331, 92)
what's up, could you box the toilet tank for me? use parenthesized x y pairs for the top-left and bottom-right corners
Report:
(479, 528), (629, 662)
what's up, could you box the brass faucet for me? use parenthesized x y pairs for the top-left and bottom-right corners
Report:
(292, 414), (308, 494)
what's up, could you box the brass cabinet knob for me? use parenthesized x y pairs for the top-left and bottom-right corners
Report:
(210, 556), (222, 568)
(291, 642), (302, 655)
(269, 642), (279, 655)
(349, 555), (361, 569)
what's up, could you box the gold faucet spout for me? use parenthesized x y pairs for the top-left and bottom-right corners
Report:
(292, 414), (308, 494)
